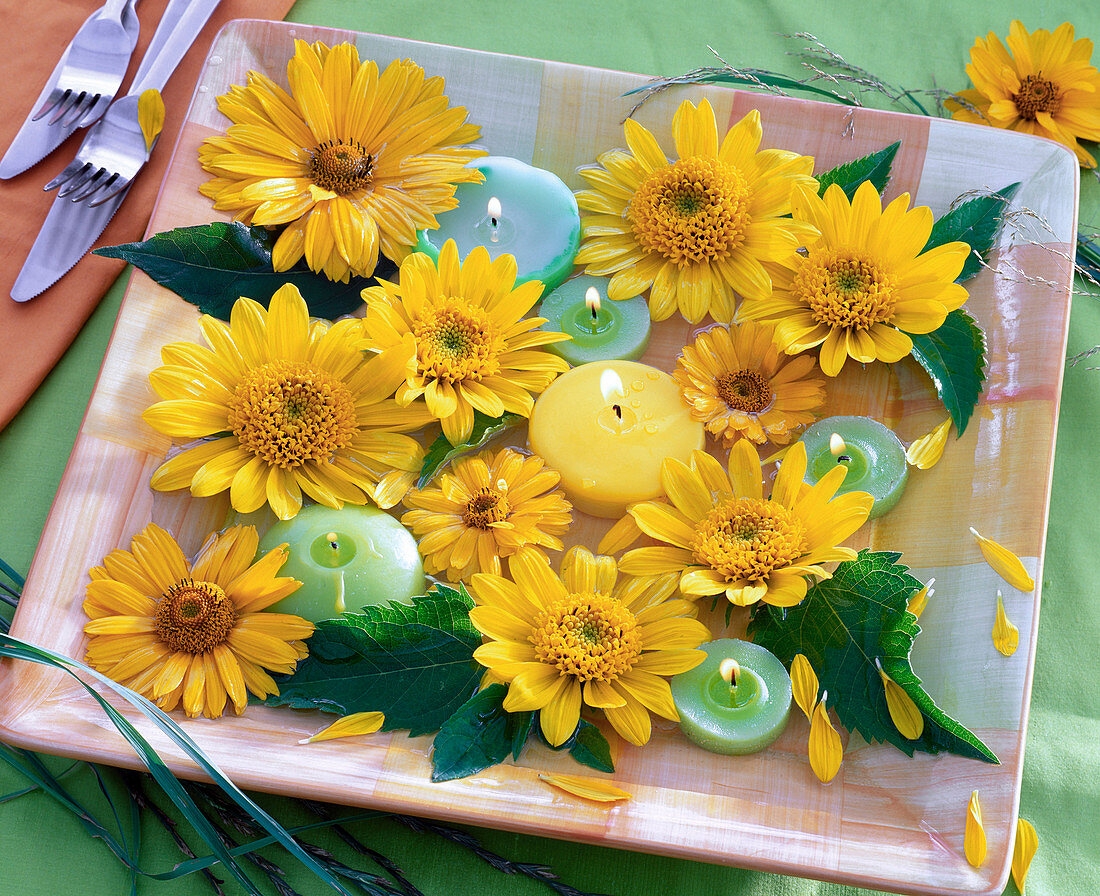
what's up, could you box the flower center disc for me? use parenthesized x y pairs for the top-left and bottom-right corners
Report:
(154, 580), (237, 654)
(531, 593), (641, 682)
(629, 157), (751, 267)
(714, 370), (773, 413)
(794, 250), (898, 332)
(413, 300), (503, 383)
(462, 487), (511, 529)
(228, 360), (357, 468)
(308, 139), (374, 194)
(1012, 75), (1061, 121)
(691, 497), (809, 583)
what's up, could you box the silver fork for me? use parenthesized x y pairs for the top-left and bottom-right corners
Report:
(44, 0), (220, 207)
(32, 0), (140, 130)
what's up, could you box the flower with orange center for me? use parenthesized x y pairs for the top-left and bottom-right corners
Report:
(674, 320), (825, 446)
(620, 441), (872, 608)
(573, 99), (817, 324)
(946, 21), (1100, 168)
(401, 447), (573, 581)
(83, 524), (312, 719)
(469, 547), (709, 746)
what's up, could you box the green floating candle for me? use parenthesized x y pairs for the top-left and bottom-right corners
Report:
(538, 275), (650, 364)
(799, 415), (908, 520)
(258, 505), (424, 623)
(670, 639), (792, 755)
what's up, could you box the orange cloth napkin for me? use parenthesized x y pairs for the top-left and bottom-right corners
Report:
(0, 0), (295, 431)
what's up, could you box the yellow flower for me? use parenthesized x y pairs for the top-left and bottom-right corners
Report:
(573, 100), (817, 324)
(673, 320), (825, 446)
(83, 524), (312, 719)
(468, 546), (709, 747)
(620, 441), (872, 608)
(199, 40), (485, 281)
(401, 447), (573, 581)
(144, 284), (431, 520)
(739, 181), (970, 377)
(947, 21), (1100, 168)
(359, 240), (570, 444)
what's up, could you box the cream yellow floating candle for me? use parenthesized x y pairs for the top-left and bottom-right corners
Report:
(527, 361), (705, 518)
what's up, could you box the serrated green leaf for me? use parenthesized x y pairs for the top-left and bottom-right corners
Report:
(431, 684), (515, 782)
(924, 183), (1020, 282)
(568, 721), (615, 774)
(748, 550), (998, 764)
(417, 411), (524, 488)
(907, 307), (987, 435)
(815, 142), (899, 200)
(264, 586), (481, 735)
(94, 222), (393, 321)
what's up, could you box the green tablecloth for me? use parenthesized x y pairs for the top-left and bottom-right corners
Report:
(2, 1), (1098, 894)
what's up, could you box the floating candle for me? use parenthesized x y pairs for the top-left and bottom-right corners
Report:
(413, 156), (582, 296)
(527, 361), (705, 518)
(799, 415), (908, 519)
(258, 505), (424, 622)
(538, 275), (650, 364)
(670, 639), (792, 755)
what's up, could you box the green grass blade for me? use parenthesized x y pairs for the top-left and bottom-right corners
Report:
(0, 556), (25, 589)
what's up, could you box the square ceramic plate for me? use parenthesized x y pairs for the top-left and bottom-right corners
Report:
(0, 19), (1078, 896)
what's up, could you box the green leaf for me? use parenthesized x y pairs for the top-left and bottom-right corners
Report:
(264, 585), (482, 736)
(417, 411), (524, 488)
(924, 183), (1020, 283)
(748, 550), (998, 764)
(568, 722), (615, 774)
(431, 684), (515, 782)
(907, 307), (987, 435)
(815, 142), (900, 200)
(94, 222), (393, 321)
(509, 710), (536, 761)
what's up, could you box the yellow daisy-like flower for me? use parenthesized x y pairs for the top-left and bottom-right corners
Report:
(620, 440), (872, 608)
(738, 181), (970, 377)
(358, 240), (571, 445)
(469, 546), (709, 746)
(674, 320), (826, 447)
(199, 40), (486, 281)
(144, 283), (432, 520)
(947, 21), (1100, 168)
(573, 99), (817, 324)
(401, 447), (573, 581)
(83, 524), (313, 719)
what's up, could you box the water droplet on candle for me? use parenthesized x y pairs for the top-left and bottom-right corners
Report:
(644, 423), (658, 434)
(632, 380), (644, 391)
(630, 399), (641, 408)
(646, 371), (661, 381)
(581, 478), (596, 488)
(208, 55), (223, 65)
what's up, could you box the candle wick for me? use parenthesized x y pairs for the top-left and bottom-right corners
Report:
(490, 216), (498, 227)
(837, 454), (851, 464)
(591, 305), (599, 320)
(613, 404), (622, 420)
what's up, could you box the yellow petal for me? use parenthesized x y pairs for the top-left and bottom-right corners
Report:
(299, 711), (385, 744)
(138, 88), (165, 153)
(907, 578), (933, 619)
(809, 695), (843, 783)
(965, 790), (987, 867)
(876, 659), (924, 740)
(1012, 818), (1038, 894)
(970, 527), (1036, 591)
(597, 512), (643, 555)
(905, 417), (952, 469)
(537, 773), (631, 803)
(992, 590), (1020, 656)
(790, 653), (819, 722)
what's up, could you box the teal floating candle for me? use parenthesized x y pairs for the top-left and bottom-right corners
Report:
(258, 505), (424, 623)
(800, 415), (908, 519)
(538, 275), (650, 364)
(413, 156), (582, 296)
(670, 639), (792, 755)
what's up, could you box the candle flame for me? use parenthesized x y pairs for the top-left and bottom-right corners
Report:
(585, 287), (602, 313)
(600, 368), (625, 405)
(829, 433), (846, 457)
(719, 658), (740, 686)
(487, 196), (502, 221)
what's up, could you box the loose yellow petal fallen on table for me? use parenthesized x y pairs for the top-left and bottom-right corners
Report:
(597, 512), (642, 555)
(905, 418), (952, 469)
(791, 653), (819, 721)
(299, 711), (385, 744)
(1012, 817), (1038, 893)
(907, 578), (934, 619)
(762, 445), (791, 466)
(964, 790), (987, 867)
(877, 659), (924, 740)
(138, 88), (165, 153)
(970, 527), (1035, 591)
(809, 695), (843, 783)
(992, 590), (1019, 656)
(538, 773), (632, 803)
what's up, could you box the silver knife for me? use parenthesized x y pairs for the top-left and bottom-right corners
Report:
(0, 0), (140, 180)
(11, 0), (221, 302)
